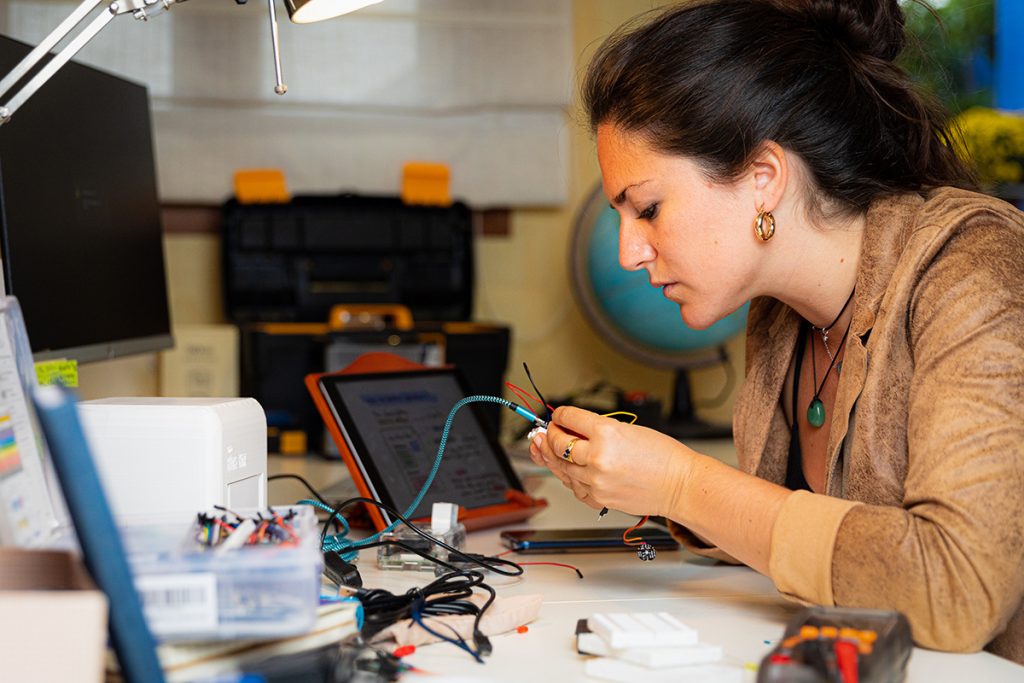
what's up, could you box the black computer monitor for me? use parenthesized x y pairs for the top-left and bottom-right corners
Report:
(0, 34), (172, 362)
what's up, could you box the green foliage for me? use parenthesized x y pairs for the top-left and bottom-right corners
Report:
(953, 106), (1024, 186)
(899, 0), (994, 113)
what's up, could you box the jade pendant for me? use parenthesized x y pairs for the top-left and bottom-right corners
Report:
(807, 398), (826, 428)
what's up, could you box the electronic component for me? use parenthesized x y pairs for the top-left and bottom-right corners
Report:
(757, 607), (912, 683)
(588, 612), (698, 649)
(577, 613), (740, 683)
(584, 657), (742, 683)
(376, 522), (466, 571)
(324, 553), (363, 588)
(576, 618), (722, 668)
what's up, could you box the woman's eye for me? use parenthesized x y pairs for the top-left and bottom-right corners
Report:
(638, 203), (659, 220)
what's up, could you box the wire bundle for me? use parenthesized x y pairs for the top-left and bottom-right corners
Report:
(357, 570), (496, 663)
(194, 506), (298, 548)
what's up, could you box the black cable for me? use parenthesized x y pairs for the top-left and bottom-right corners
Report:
(272, 475), (519, 659)
(267, 472), (333, 507)
(355, 538), (522, 578)
(267, 472), (346, 532)
(523, 361), (553, 422)
(269, 472), (523, 576)
(357, 569), (494, 660)
(319, 495), (525, 578)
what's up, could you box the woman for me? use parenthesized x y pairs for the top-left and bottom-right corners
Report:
(531, 0), (1024, 662)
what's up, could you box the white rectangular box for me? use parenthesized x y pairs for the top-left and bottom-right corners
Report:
(78, 397), (267, 523)
(159, 324), (240, 398)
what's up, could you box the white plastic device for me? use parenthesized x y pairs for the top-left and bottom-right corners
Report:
(78, 397), (267, 523)
(584, 658), (742, 683)
(589, 611), (698, 649)
(582, 612), (734, 681)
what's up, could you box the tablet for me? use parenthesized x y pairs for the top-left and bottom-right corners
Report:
(308, 364), (544, 531)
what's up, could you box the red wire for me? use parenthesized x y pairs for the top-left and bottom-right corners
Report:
(505, 381), (555, 416)
(212, 518), (235, 533)
(496, 548), (583, 577)
(505, 382), (541, 411)
(623, 516), (650, 546)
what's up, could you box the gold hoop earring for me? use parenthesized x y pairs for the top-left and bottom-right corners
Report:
(754, 206), (776, 242)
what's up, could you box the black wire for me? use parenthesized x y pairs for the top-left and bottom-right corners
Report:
(267, 472), (346, 532)
(320, 495), (524, 577)
(268, 473), (333, 507)
(357, 569), (494, 660)
(523, 361), (553, 422)
(271, 476), (520, 659)
(355, 538), (522, 577)
(266, 470), (519, 576)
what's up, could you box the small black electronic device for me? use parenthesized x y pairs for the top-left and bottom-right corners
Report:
(757, 606), (912, 683)
(323, 553), (363, 589)
(500, 527), (679, 554)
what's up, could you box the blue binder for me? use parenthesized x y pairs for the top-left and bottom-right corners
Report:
(32, 385), (166, 683)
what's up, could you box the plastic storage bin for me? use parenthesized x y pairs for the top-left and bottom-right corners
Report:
(124, 505), (322, 642)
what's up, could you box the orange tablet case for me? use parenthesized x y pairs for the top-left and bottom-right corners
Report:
(305, 351), (547, 532)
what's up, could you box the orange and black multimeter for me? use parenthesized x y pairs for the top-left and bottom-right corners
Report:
(758, 607), (913, 683)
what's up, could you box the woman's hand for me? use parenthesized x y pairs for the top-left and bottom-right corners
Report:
(528, 405), (697, 518)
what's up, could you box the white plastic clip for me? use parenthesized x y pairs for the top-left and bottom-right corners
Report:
(430, 501), (458, 535)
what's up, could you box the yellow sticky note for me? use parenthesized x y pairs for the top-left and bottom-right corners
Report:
(35, 359), (79, 387)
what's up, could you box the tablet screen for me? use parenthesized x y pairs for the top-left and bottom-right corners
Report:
(317, 369), (522, 522)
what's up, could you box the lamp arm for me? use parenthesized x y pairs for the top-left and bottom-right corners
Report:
(0, 0), (366, 126)
(0, 0), (104, 103)
(0, 0), (188, 126)
(267, 0), (288, 95)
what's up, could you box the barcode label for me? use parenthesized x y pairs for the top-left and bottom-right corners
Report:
(135, 573), (218, 635)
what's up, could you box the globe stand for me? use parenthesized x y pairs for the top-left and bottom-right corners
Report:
(662, 361), (733, 441)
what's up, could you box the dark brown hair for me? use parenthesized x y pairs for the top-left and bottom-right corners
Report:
(583, 0), (976, 215)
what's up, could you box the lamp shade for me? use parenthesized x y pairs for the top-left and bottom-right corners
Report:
(285, 0), (383, 23)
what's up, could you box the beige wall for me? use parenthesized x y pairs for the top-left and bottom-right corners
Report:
(79, 0), (744, 428)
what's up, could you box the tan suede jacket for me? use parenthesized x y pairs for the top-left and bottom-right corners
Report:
(672, 188), (1024, 662)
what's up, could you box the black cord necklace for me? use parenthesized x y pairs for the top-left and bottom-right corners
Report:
(807, 321), (850, 428)
(811, 289), (855, 361)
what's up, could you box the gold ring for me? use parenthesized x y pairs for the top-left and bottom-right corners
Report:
(562, 437), (579, 464)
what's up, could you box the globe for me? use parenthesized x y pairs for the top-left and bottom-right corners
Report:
(570, 185), (748, 438)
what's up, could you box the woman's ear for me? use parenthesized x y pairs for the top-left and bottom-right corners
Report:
(750, 141), (788, 213)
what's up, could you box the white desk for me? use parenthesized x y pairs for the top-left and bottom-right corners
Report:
(269, 456), (1024, 682)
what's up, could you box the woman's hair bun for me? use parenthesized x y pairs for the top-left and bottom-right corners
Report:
(797, 0), (908, 62)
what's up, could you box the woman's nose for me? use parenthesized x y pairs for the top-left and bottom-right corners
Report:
(618, 219), (655, 271)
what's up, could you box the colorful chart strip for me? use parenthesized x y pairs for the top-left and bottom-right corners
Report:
(0, 414), (22, 477)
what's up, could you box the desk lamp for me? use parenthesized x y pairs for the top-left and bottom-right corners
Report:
(0, 0), (383, 125)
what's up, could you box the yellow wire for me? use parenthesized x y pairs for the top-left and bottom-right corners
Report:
(600, 411), (638, 424)
(598, 410), (649, 547)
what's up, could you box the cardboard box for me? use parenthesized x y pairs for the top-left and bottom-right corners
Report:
(0, 548), (108, 683)
(160, 324), (240, 398)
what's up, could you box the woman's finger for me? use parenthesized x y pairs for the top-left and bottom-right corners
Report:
(554, 435), (587, 467)
(551, 406), (604, 437)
